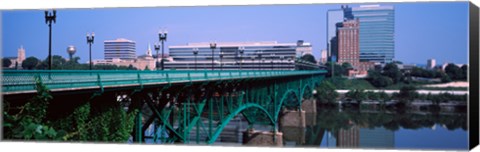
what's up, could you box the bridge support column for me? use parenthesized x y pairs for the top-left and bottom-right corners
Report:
(279, 110), (306, 145)
(242, 129), (283, 146)
(280, 109), (306, 128)
(301, 98), (317, 113)
(301, 98), (317, 127)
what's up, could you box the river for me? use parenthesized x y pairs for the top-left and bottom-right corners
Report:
(142, 100), (468, 150)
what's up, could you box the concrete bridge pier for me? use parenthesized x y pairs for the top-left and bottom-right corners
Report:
(301, 98), (317, 126)
(279, 109), (306, 145)
(301, 98), (317, 113)
(242, 129), (283, 146)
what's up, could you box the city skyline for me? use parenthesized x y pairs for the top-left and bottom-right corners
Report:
(2, 2), (469, 65)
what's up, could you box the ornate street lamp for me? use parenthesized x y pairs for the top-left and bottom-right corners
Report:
(271, 53), (275, 70)
(262, 58), (265, 71)
(154, 43), (160, 70)
(280, 55), (284, 70)
(193, 48), (199, 70)
(288, 58), (292, 70)
(86, 32), (95, 70)
(250, 56), (255, 70)
(239, 47), (244, 70)
(45, 10), (56, 70)
(219, 51), (224, 70)
(257, 51), (262, 70)
(210, 42), (217, 70)
(158, 29), (167, 70)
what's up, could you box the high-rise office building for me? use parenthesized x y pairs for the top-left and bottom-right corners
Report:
(327, 5), (354, 59)
(352, 5), (395, 63)
(327, 4), (394, 64)
(337, 19), (360, 68)
(166, 41), (299, 70)
(104, 38), (136, 61)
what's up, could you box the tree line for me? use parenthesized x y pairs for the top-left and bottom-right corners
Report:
(3, 56), (137, 70)
(314, 80), (467, 108)
(322, 62), (468, 89)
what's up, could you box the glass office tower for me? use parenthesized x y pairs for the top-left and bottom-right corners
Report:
(352, 5), (395, 63)
(327, 5), (354, 59)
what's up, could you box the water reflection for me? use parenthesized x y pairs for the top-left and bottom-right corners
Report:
(308, 109), (467, 150)
(142, 102), (467, 150)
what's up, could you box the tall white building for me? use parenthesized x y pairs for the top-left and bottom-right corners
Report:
(320, 49), (328, 64)
(427, 59), (436, 69)
(17, 46), (25, 63)
(5, 46), (26, 69)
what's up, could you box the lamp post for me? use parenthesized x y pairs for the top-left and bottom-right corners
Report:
(86, 32), (95, 70)
(154, 43), (160, 70)
(262, 58), (265, 71)
(271, 53), (274, 70)
(210, 42), (216, 70)
(250, 56), (255, 70)
(193, 48), (198, 70)
(288, 58), (292, 70)
(239, 47), (244, 70)
(45, 10), (56, 70)
(280, 56), (284, 70)
(257, 51), (262, 70)
(219, 51), (224, 70)
(158, 30), (167, 70)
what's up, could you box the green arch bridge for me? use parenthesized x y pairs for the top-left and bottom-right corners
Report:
(2, 70), (327, 144)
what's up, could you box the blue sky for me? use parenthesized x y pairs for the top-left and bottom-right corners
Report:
(1, 2), (469, 65)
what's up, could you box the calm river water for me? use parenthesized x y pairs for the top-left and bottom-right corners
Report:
(144, 103), (468, 150)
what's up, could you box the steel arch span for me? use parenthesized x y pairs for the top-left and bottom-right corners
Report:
(2, 70), (326, 144)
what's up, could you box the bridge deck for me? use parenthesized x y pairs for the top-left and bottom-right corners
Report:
(2, 70), (326, 95)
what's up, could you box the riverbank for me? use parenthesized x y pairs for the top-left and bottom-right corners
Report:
(336, 89), (468, 95)
(324, 89), (468, 113)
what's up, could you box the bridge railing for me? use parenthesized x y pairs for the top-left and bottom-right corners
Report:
(2, 70), (326, 94)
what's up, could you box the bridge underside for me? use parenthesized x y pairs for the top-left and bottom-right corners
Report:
(2, 70), (325, 144)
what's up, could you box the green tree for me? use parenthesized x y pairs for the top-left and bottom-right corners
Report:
(301, 54), (317, 64)
(345, 89), (367, 105)
(366, 91), (380, 100)
(341, 62), (353, 76)
(445, 63), (462, 80)
(368, 70), (393, 88)
(37, 55), (67, 70)
(128, 64), (135, 70)
(325, 62), (346, 77)
(22, 56), (40, 70)
(315, 80), (339, 105)
(3, 58), (12, 68)
(398, 85), (418, 101)
(382, 63), (402, 83)
(461, 65), (468, 80)
(441, 73), (452, 83)
(378, 91), (390, 102)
